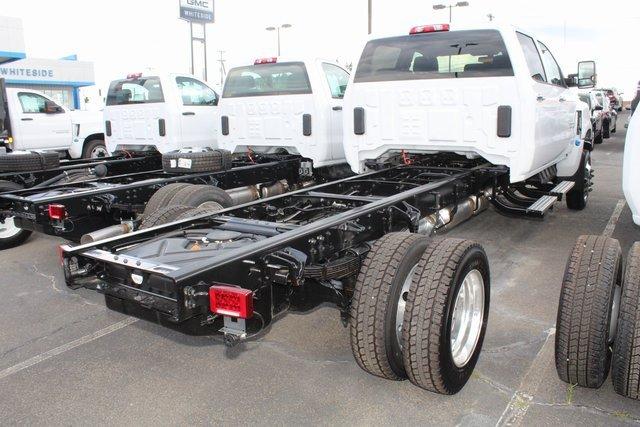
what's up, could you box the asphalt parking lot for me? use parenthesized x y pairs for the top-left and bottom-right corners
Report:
(1, 113), (638, 426)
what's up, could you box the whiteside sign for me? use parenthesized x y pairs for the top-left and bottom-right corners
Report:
(179, 0), (214, 23)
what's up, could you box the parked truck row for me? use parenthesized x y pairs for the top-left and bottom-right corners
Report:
(43, 23), (601, 395)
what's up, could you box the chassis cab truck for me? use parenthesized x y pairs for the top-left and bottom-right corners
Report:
(105, 73), (219, 155)
(0, 78), (105, 159)
(218, 58), (350, 167)
(60, 25), (596, 396)
(344, 23), (595, 208)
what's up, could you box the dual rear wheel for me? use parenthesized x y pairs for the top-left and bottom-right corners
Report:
(555, 235), (640, 399)
(349, 233), (490, 394)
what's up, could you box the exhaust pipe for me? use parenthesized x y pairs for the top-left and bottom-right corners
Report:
(80, 223), (131, 245)
(261, 180), (289, 198)
(418, 192), (489, 235)
(226, 185), (260, 205)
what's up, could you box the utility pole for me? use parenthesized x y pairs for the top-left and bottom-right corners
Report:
(368, 0), (372, 34)
(217, 50), (227, 86)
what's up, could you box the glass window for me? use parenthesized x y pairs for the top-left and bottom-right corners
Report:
(578, 93), (591, 109)
(354, 30), (513, 83)
(537, 41), (564, 86)
(176, 77), (218, 106)
(18, 92), (51, 113)
(594, 92), (604, 107)
(321, 63), (350, 99)
(106, 76), (165, 106)
(516, 32), (546, 83)
(223, 62), (312, 98)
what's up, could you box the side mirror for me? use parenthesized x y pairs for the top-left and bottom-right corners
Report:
(565, 73), (577, 87)
(44, 100), (63, 114)
(594, 105), (603, 111)
(577, 61), (596, 89)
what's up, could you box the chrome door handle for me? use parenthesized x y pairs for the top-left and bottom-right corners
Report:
(536, 95), (545, 102)
(332, 106), (343, 111)
(182, 112), (195, 116)
(21, 117), (33, 121)
(559, 97), (566, 102)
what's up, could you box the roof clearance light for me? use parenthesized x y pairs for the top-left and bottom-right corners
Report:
(209, 285), (254, 319)
(254, 57), (277, 65)
(409, 24), (450, 35)
(126, 72), (143, 79)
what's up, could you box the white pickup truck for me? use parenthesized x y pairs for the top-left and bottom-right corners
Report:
(104, 73), (219, 155)
(0, 78), (105, 159)
(343, 23), (595, 209)
(218, 57), (350, 167)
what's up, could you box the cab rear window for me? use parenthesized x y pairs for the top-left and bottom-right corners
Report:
(223, 62), (312, 98)
(106, 76), (164, 106)
(354, 30), (513, 83)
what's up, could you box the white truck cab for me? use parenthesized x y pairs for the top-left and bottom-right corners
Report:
(104, 73), (219, 155)
(343, 23), (595, 183)
(0, 80), (105, 159)
(218, 58), (349, 167)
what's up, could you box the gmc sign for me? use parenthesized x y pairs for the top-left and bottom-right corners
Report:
(179, 0), (214, 23)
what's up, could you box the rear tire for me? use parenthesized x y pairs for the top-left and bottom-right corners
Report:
(143, 183), (191, 216)
(612, 243), (640, 399)
(555, 235), (622, 388)
(349, 232), (431, 381)
(168, 184), (234, 208)
(566, 150), (592, 211)
(139, 205), (193, 230)
(82, 139), (107, 159)
(594, 131), (603, 145)
(0, 180), (33, 249)
(603, 120), (611, 139)
(402, 238), (490, 394)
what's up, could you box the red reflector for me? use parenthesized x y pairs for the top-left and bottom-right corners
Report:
(209, 285), (253, 319)
(410, 24), (450, 34)
(254, 57), (277, 65)
(127, 72), (142, 79)
(48, 204), (66, 220)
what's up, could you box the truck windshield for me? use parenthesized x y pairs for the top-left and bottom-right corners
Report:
(223, 62), (312, 98)
(354, 30), (513, 83)
(106, 76), (165, 105)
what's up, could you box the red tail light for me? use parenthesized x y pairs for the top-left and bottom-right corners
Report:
(410, 24), (450, 34)
(209, 285), (253, 319)
(48, 204), (66, 220)
(254, 57), (277, 65)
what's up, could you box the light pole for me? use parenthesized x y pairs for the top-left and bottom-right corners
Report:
(265, 24), (292, 57)
(368, 0), (372, 34)
(433, 1), (469, 23)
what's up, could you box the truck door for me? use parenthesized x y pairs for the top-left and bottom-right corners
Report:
(14, 92), (70, 150)
(175, 76), (219, 149)
(536, 40), (575, 160)
(321, 63), (349, 161)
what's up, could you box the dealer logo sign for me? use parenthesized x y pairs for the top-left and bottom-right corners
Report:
(179, 0), (214, 23)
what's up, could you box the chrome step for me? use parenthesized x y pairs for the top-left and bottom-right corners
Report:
(527, 195), (558, 215)
(549, 180), (575, 197)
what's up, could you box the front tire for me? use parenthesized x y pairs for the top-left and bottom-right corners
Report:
(402, 238), (490, 394)
(0, 181), (33, 249)
(566, 150), (592, 211)
(555, 235), (622, 388)
(82, 139), (107, 159)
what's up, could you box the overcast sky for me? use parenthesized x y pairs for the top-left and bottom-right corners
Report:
(3, 0), (640, 102)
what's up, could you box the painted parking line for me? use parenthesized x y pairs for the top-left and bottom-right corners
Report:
(0, 318), (138, 381)
(496, 198), (628, 426)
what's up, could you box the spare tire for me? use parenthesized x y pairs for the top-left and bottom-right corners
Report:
(0, 151), (59, 172)
(162, 148), (232, 173)
(144, 183), (192, 216)
(174, 202), (224, 221)
(139, 205), (193, 230)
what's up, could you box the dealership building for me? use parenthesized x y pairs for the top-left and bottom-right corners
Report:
(0, 16), (95, 109)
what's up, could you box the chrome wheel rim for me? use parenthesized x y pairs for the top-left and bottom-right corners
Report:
(395, 264), (418, 350)
(91, 146), (108, 158)
(0, 216), (21, 239)
(450, 269), (485, 368)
